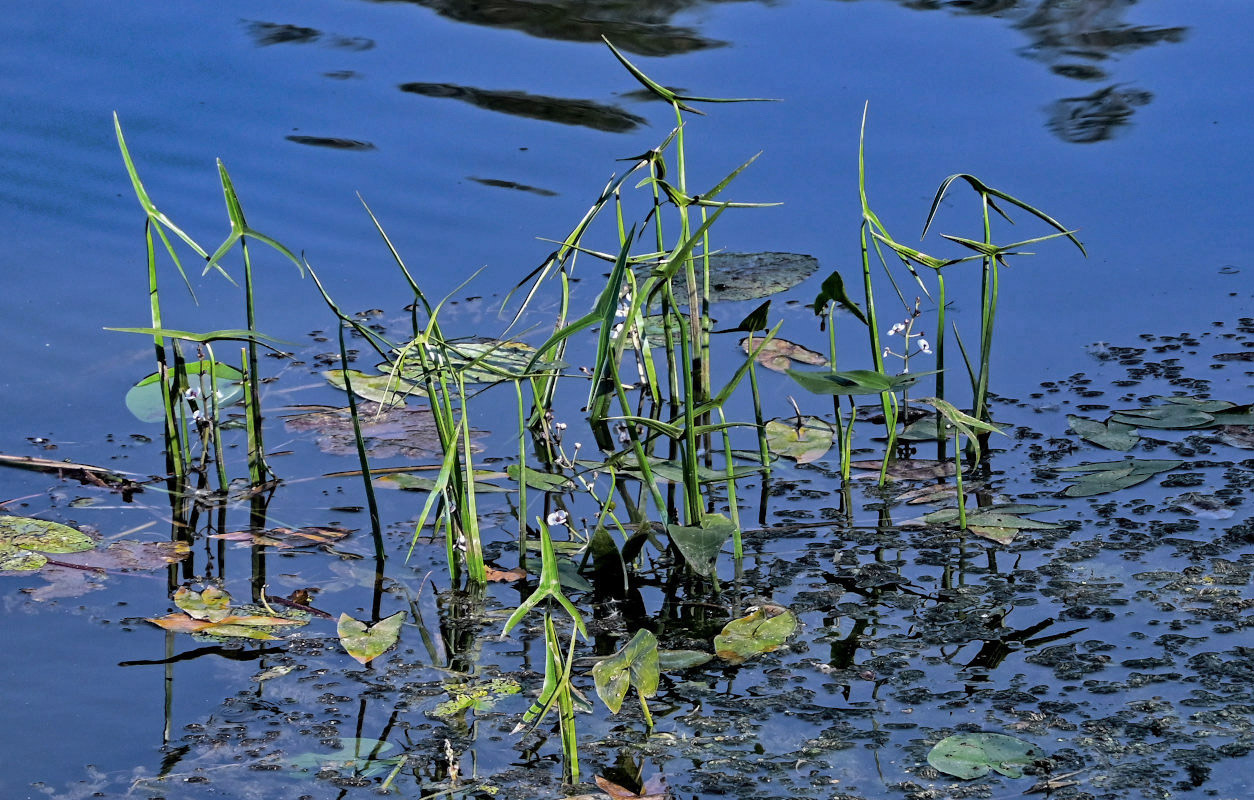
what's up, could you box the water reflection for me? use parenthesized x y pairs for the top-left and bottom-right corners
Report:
(365, 0), (732, 55)
(863, 0), (1186, 141)
(399, 82), (647, 132)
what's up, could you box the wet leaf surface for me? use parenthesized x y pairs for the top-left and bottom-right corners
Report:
(0, 515), (95, 571)
(209, 526), (351, 548)
(683, 252), (819, 303)
(764, 416), (834, 464)
(927, 732), (1044, 779)
(590, 629), (660, 714)
(1067, 414), (1140, 450)
(667, 514), (736, 576)
(321, 368), (418, 405)
(740, 336), (826, 372)
(714, 603), (798, 665)
(1056, 458), (1183, 497)
(338, 610), (406, 664)
(124, 360), (245, 424)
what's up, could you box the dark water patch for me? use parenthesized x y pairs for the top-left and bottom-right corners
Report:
(399, 82), (647, 132)
(285, 135), (377, 151)
(468, 176), (558, 197)
(367, 0), (726, 56)
(243, 19), (375, 50)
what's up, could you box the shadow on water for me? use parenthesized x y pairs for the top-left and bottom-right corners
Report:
(399, 82), (648, 132)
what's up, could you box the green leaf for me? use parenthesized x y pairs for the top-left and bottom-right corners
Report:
(714, 604), (798, 665)
(675, 252), (819, 304)
(926, 732), (1044, 780)
(1067, 416), (1140, 451)
(323, 369), (419, 406)
(811, 269), (867, 324)
(764, 417), (835, 464)
(506, 464), (576, 493)
(287, 738), (402, 778)
(1057, 459), (1183, 497)
(338, 611), (406, 665)
(658, 649), (714, 670)
(174, 585), (233, 622)
(375, 473), (508, 493)
(787, 368), (934, 396)
(1109, 404), (1214, 429)
(0, 516), (95, 570)
(386, 339), (541, 385)
(590, 629), (660, 714)
(125, 360), (245, 424)
(667, 514), (737, 577)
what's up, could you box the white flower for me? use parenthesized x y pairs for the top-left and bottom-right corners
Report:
(917, 338), (932, 355)
(887, 322), (906, 336)
(184, 388), (200, 400)
(882, 346), (891, 358)
(546, 510), (569, 527)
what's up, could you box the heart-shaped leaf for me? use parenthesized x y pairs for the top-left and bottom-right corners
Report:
(1057, 459), (1182, 497)
(338, 611), (406, 664)
(125, 360), (244, 423)
(667, 514), (736, 577)
(1067, 416), (1139, 451)
(765, 417), (835, 463)
(0, 516), (95, 571)
(927, 732), (1044, 779)
(590, 629), (660, 714)
(714, 604), (798, 665)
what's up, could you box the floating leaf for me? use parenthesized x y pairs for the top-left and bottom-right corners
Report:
(764, 417), (835, 463)
(376, 473), (509, 493)
(672, 252), (819, 304)
(919, 504), (1062, 543)
(385, 339), (539, 384)
(1109, 403), (1214, 430)
(590, 629), (660, 714)
(595, 774), (669, 800)
(1169, 492), (1235, 520)
(430, 678), (522, 718)
(1216, 425), (1254, 449)
(485, 565), (528, 582)
(287, 738), (402, 778)
(0, 516), (95, 571)
(657, 649), (713, 670)
(849, 458), (956, 481)
(714, 604), (798, 665)
(284, 403), (457, 459)
(322, 369), (418, 406)
(338, 611), (406, 664)
(507, 464), (576, 493)
(667, 514), (736, 577)
(125, 360), (245, 423)
(740, 337), (827, 372)
(1067, 416), (1140, 451)
(787, 368), (934, 396)
(174, 585), (232, 622)
(210, 526), (352, 548)
(927, 732), (1044, 779)
(1057, 459), (1183, 497)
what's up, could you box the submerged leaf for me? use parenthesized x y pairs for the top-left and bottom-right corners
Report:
(850, 458), (956, 481)
(338, 611), (406, 664)
(764, 417), (835, 463)
(675, 252), (819, 303)
(740, 337), (827, 372)
(714, 604), (798, 665)
(927, 732), (1044, 779)
(286, 737), (402, 777)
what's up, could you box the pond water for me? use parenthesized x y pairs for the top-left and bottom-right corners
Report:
(2, 1), (1253, 799)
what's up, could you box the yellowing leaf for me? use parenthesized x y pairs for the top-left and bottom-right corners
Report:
(338, 611), (406, 664)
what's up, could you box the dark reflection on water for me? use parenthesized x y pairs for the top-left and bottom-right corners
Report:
(844, 0), (1186, 141)
(243, 19), (376, 50)
(364, 0), (739, 55)
(399, 82), (648, 132)
(469, 177), (560, 196)
(285, 135), (378, 151)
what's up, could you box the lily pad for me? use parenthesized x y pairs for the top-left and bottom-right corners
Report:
(125, 360), (245, 424)
(741, 337), (827, 372)
(590, 629), (660, 714)
(338, 611), (406, 664)
(322, 368), (419, 406)
(1057, 458), (1183, 497)
(673, 252), (819, 304)
(0, 516), (95, 571)
(1067, 415), (1140, 451)
(787, 368), (933, 397)
(714, 603), (798, 665)
(1109, 403), (1215, 430)
(507, 464), (577, 493)
(667, 514), (736, 577)
(765, 416), (835, 464)
(384, 339), (539, 384)
(927, 732), (1044, 779)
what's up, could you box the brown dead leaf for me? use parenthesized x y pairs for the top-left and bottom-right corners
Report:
(485, 566), (527, 582)
(739, 337), (827, 372)
(849, 458), (956, 481)
(595, 775), (668, 800)
(210, 526), (350, 549)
